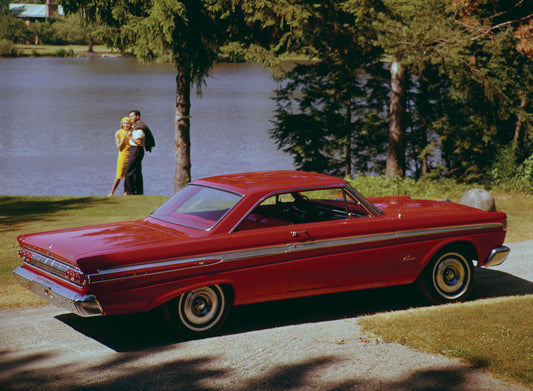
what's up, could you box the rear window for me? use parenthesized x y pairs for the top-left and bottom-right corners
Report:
(151, 184), (242, 230)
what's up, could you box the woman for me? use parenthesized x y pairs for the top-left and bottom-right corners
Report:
(108, 117), (132, 196)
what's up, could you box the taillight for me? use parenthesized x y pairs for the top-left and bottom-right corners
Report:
(65, 268), (86, 286)
(502, 218), (507, 231)
(18, 249), (33, 263)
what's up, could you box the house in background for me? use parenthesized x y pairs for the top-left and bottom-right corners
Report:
(9, 0), (64, 44)
(9, 0), (63, 20)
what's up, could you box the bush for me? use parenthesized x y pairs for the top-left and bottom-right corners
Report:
(54, 47), (75, 57)
(0, 15), (31, 43)
(508, 154), (533, 192)
(348, 174), (477, 201)
(32, 15), (91, 45)
(31, 20), (56, 45)
(0, 39), (19, 57)
(52, 15), (91, 45)
(490, 146), (533, 193)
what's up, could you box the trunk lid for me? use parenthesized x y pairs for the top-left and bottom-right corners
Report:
(18, 219), (199, 270)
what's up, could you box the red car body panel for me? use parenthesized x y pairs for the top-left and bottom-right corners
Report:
(14, 171), (508, 319)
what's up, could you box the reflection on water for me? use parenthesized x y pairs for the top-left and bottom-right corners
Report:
(0, 57), (293, 196)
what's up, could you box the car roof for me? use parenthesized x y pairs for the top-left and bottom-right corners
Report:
(193, 170), (346, 196)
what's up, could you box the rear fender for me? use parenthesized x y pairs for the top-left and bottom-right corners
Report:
(416, 241), (477, 282)
(150, 279), (236, 310)
(396, 239), (478, 286)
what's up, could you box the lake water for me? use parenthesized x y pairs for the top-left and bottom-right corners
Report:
(0, 57), (294, 196)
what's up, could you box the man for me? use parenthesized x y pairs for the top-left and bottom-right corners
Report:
(124, 110), (150, 195)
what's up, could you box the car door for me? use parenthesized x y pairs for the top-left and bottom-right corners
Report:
(286, 195), (397, 293)
(225, 196), (296, 304)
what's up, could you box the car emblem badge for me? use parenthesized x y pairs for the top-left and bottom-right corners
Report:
(403, 255), (416, 263)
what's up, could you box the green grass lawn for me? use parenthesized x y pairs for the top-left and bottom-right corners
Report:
(359, 296), (533, 388)
(0, 195), (167, 308)
(1, 191), (532, 388)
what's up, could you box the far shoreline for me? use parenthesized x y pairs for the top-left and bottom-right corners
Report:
(13, 44), (124, 58)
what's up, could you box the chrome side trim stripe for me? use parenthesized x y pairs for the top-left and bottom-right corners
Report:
(289, 233), (395, 252)
(98, 243), (294, 275)
(87, 222), (502, 284)
(88, 244), (293, 283)
(396, 223), (502, 240)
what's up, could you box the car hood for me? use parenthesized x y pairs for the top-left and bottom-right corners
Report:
(18, 219), (197, 269)
(371, 196), (482, 213)
(369, 196), (505, 224)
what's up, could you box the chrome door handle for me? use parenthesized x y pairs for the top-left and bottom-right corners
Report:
(291, 230), (314, 242)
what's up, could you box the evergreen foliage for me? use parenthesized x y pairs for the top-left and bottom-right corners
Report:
(271, 62), (389, 177)
(270, 0), (390, 178)
(270, 0), (533, 190)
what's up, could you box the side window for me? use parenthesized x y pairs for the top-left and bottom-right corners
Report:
(236, 187), (371, 231)
(236, 194), (295, 231)
(287, 188), (371, 224)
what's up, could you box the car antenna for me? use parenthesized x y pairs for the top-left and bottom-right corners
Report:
(396, 175), (402, 219)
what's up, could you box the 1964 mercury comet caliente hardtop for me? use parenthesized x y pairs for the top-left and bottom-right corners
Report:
(14, 171), (510, 337)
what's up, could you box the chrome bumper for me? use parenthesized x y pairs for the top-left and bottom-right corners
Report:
(14, 267), (103, 317)
(484, 246), (510, 267)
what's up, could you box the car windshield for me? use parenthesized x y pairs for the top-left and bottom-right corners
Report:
(151, 184), (243, 230)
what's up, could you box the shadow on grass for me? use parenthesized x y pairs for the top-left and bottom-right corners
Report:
(0, 196), (112, 232)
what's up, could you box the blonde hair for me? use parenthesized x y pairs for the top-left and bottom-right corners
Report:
(121, 117), (131, 127)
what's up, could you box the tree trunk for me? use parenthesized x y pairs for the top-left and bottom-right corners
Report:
(344, 101), (352, 178)
(174, 64), (192, 193)
(385, 60), (406, 178)
(512, 94), (526, 154)
(421, 156), (428, 176)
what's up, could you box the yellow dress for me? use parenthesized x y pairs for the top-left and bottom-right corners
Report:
(115, 129), (131, 179)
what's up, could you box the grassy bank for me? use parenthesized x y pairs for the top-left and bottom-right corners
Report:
(1, 192), (532, 388)
(359, 296), (533, 387)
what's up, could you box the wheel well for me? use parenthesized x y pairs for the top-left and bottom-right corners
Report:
(153, 282), (236, 312)
(220, 284), (235, 306)
(434, 241), (477, 264)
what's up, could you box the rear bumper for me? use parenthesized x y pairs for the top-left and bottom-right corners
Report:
(14, 267), (103, 317)
(484, 246), (510, 267)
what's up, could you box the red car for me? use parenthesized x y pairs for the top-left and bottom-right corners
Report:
(14, 171), (509, 337)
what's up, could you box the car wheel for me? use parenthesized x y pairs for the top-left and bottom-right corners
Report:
(419, 251), (474, 304)
(163, 284), (230, 338)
